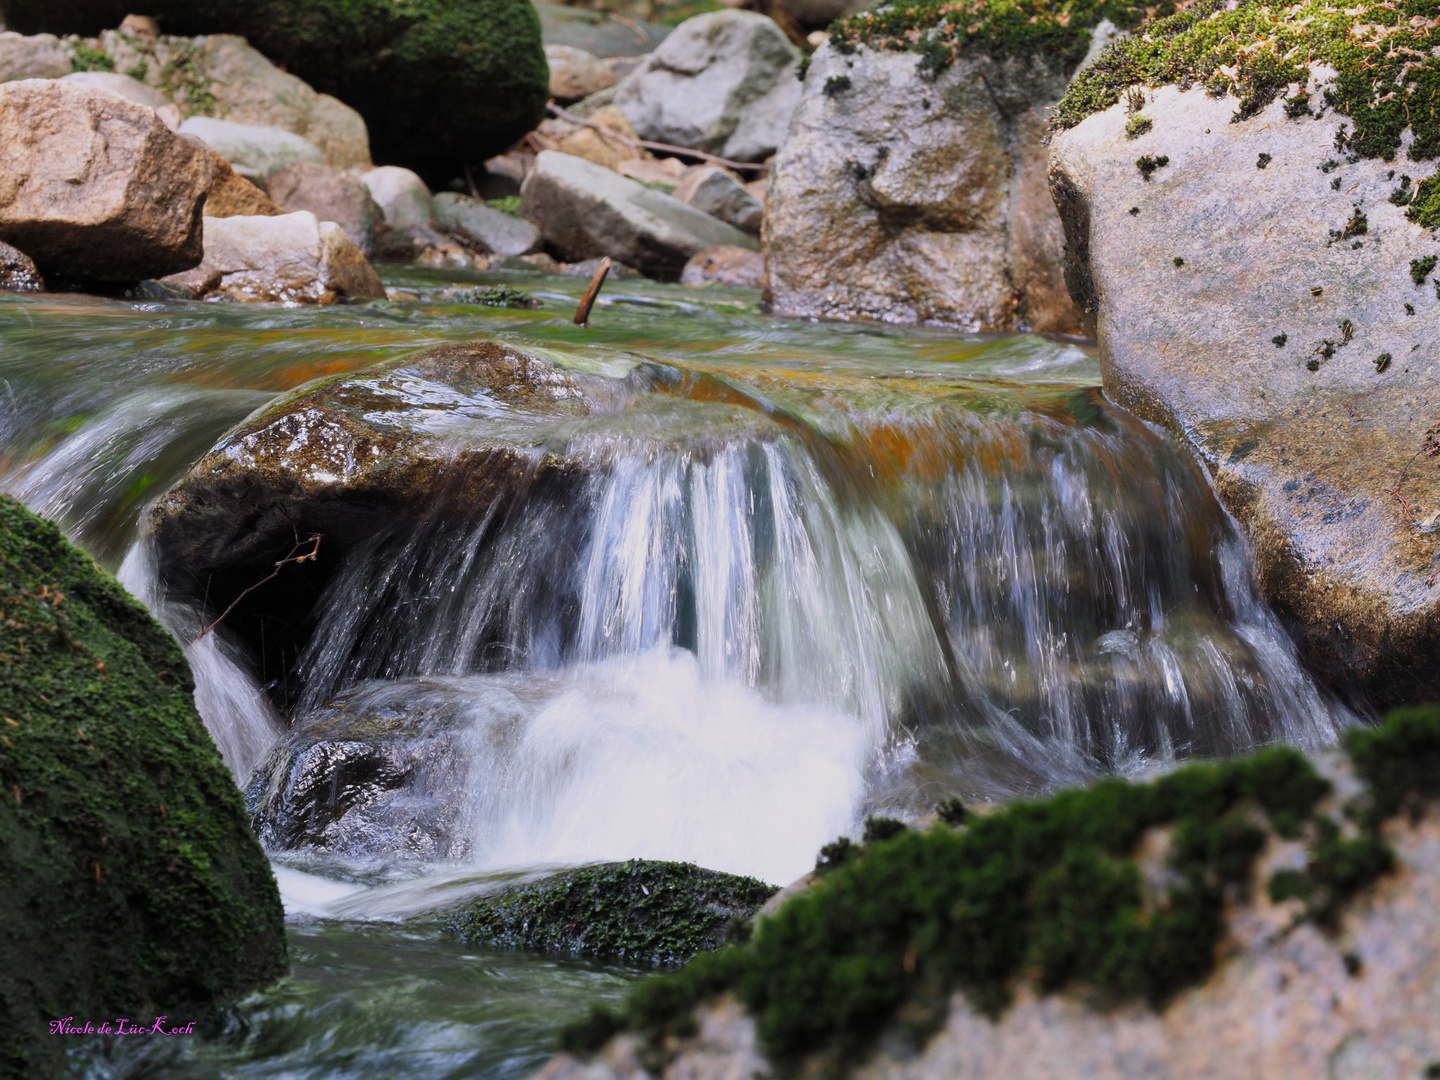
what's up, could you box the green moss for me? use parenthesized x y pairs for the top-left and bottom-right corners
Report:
(1272, 332), (1288, 347)
(565, 713), (1440, 1070)
(487, 195), (522, 216)
(1124, 114), (1153, 140)
(1054, 0), (1440, 175)
(1136, 154), (1169, 180)
(448, 285), (540, 309)
(443, 860), (776, 965)
(0, 496), (286, 1079)
(1374, 352), (1392, 372)
(158, 41), (216, 118)
(69, 41), (113, 72)
(1408, 173), (1440, 228)
(828, 0), (1161, 79)
(1256, 153), (1272, 169)
(823, 74), (852, 96)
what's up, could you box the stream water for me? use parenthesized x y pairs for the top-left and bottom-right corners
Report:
(0, 265), (1354, 1077)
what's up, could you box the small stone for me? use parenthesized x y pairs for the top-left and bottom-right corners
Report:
(672, 166), (764, 235)
(0, 240), (44, 292)
(118, 15), (160, 42)
(681, 245), (764, 287)
(545, 44), (617, 103)
(361, 166), (435, 232)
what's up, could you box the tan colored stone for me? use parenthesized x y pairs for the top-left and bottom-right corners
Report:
(555, 106), (642, 171)
(203, 155), (283, 218)
(763, 43), (1083, 334)
(0, 79), (215, 281)
(680, 245), (763, 288)
(546, 44), (617, 103)
(265, 161), (384, 257)
(1048, 80), (1440, 705)
(161, 211), (383, 304)
(118, 16), (160, 43)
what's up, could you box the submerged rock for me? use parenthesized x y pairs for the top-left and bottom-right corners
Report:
(444, 860), (777, 964)
(1049, 36), (1440, 706)
(0, 238), (42, 290)
(544, 705), (1440, 1079)
(0, 495), (285, 1078)
(0, 78), (214, 282)
(764, 37), (1085, 332)
(614, 11), (801, 164)
(158, 211), (384, 303)
(521, 149), (758, 279)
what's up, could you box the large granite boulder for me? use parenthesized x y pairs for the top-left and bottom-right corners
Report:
(265, 161), (384, 257)
(0, 495), (286, 1078)
(0, 0), (549, 180)
(159, 211), (384, 304)
(542, 706), (1440, 1079)
(614, 11), (801, 164)
(1048, 3), (1440, 707)
(522, 149), (758, 279)
(763, 29), (1088, 333)
(179, 116), (326, 178)
(0, 78), (214, 282)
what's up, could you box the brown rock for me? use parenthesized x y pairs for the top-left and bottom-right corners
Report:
(0, 239), (42, 291)
(681, 245), (763, 288)
(0, 79), (215, 282)
(764, 44), (1084, 334)
(263, 161), (384, 257)
(118, 15), (160, 42)
(203, 155), (283, 218)
(550, 106), (642, 172)
(1049, 82), (1440, 707)
(545, 44), (617, 103)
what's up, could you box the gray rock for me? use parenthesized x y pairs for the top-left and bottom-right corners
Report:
(179, 116), (325, 178)
(521, 149), (757, 279)
(0, 30), (69, 81)
(361, 165), (434, 232)
(673, 165), (763, 235)
(764, 43), (1083, 334)
(614, 10), (801, 163)
(0, 238), (42, 290)
(534, 1), (670, 58)
(1048, 82), (1440, 707)
(433, 192), (541, 256)
(681, 245), (763, 288)
(546, 43), (615, 102)
(0, 79), (214, 282)
(159, 211), (385, 304)
(60, 70), (168, 110)
(265, 161), (385, 257)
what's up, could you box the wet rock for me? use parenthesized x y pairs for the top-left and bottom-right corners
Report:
(0, 79), (214, 282)
(0, 238), (42, 290)
(681, 244), (763, 288)
(614, 11), (801, 163)
(764, 42), (1083, 333)
(265, 162), (385, 257)
(158, 211), (385, 304)
(673, 165), (763, 235)
(1048, 80), (1440, 707)
(521, 149), (758, 279)
(432, 191), (541, 256)
(546, 43), (616, 102)
(0, 495), (285, 1078)
(0, 30), (70, 81)
(178, 116), (326, 179)
(203, 156), (283, 218)
(444, 860), (777, 963)
(362, 165), (435, 233)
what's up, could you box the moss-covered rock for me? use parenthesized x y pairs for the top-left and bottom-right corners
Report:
(444, 860), (778, 965)
(0, 495), (286, 1079)
(559, 706), (1440, 1069)
(0, 0), (549, 181)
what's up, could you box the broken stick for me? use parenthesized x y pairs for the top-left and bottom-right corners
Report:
(574, 257), (612, 327)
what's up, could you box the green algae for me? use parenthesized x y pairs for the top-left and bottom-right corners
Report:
(448, 285), (541, 309)
(69, 41), (113, 72)
(564, 706), (1440, 1070)
(0, 496), (286, 1079)
(443, 860), (777, 966)
(827, 0), (1162, 79)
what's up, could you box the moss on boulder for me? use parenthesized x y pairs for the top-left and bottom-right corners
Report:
(0, 0), (549, 181)
(444, 860), (777, 965)
(564, 705), (1440, 1068)
(827, 0), (1161, 77)
(0, 496), (286, 1079)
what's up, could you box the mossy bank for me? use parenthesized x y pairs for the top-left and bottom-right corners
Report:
(0, 0), (549, 181)
(445, 860), (778, 965)
(0, 496), (286, 1079)
(562, 705), (1440, 1071)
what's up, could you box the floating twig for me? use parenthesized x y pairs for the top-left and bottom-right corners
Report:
(545, 103), (769, 173)
(574, 257), (612, 327)
(192, 531), (323, 644)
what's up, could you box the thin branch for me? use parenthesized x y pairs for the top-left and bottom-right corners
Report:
(191, 533), (323, 644)
(574, 257), (612, 326)
(545, 102), (770, 173)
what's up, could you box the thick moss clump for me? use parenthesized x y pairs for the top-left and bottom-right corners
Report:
(0, 0), (549, 182)
(444, 860), (777, 965)
(0, 496), (286, 1079)
(1055, 0), (1440, 168)
(828, 0), (1162, 78)
(567, 706), (1440, 1068)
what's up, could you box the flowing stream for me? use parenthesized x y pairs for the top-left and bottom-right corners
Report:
(0, 266), (1353, 1077)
